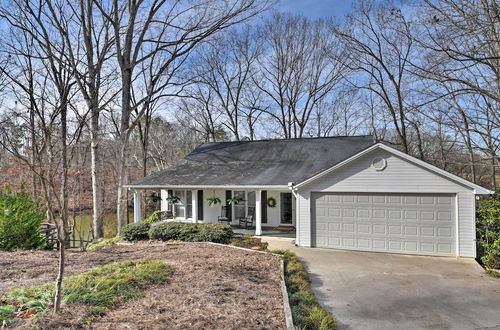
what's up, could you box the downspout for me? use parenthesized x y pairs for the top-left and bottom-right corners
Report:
(288, 182), (299, 246)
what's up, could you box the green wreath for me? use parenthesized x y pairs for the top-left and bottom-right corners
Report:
(267, 197), (277, 208)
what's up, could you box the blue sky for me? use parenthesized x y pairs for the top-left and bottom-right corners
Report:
(277, 0), (356, 19)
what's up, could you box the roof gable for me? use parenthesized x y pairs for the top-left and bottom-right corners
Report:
(293, 143), (493, 194)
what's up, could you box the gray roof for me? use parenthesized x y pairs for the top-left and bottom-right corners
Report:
(127, 135), (374, 187)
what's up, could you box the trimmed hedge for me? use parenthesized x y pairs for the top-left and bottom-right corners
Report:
(271, 250), (336, 329)
(120, 222), (151, 241)
(149, 222), (233, 244)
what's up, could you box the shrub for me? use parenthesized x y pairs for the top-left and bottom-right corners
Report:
(0, 185), (46, 251)
(149, 222), (233, 244)
(0, 259), (170, 324)
(476, 196), (500, 269)
(270, 250), (336, 330)
(120, 222), (151, 241)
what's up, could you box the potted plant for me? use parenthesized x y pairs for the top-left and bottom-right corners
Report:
(226, 197), (242, 205)
(165, 195), (181, 218)
(207, 196), (221, 207)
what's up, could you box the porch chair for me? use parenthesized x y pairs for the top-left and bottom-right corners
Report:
(238, 206), (255, 229)
(218, 205), (231, 224)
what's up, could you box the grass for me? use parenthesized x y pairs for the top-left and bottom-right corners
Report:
(0, 259), (170, 325)
(485, 269), (500, 278)
(86, 237), (121, 251)
(270, 249), (336, 330)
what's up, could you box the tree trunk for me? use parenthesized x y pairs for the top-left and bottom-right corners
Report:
(54, 102), (69, 313)
(116, 134), (130, 234)
(90, 109), (103, 239)
(116, 67), (132, 234)
(53, 241), (65, 312)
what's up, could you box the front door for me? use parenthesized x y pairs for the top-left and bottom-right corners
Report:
(280, 192), (293, 224)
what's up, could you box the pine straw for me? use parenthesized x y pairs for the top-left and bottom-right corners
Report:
(0, 242), (285, 329)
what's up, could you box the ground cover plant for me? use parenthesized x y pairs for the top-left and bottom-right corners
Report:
(485, 269), (500, 278)
(86, 237), (120, 251)
(271, 250), (336, 330)
(0, 259), (170, 326)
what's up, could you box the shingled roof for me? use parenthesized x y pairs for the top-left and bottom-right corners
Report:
(126, 135), (375, 187)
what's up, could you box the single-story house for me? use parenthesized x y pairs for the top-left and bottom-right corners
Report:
(125, 135), (492, 258)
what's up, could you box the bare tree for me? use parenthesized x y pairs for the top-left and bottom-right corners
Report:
(336, 1), (417, 153)
(256, 13), (348, 138)
(188, 27), (262, 140)
(95, 0), (272, 232)
(0, 0), (93, 311)
(416, 0), (499, 187)
(42, 0), (117, 239)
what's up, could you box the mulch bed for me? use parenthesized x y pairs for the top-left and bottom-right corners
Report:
(0, 242), (285, 329)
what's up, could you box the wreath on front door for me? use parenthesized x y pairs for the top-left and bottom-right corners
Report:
(267, 197), (277, 208)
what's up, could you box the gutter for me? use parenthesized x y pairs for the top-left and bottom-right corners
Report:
(123, 184), (290, 190)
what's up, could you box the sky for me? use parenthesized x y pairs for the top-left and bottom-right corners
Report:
(277, 0), (356, 19)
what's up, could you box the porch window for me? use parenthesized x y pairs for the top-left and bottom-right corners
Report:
(173, 190), (185, 218)
(232, 191), (255, 221)
(233, 191), (246, 220)
(171, 190), (194, 219)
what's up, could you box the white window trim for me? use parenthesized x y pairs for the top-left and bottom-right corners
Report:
(170, 190), (193, 220)
(231, 191), (256, 221)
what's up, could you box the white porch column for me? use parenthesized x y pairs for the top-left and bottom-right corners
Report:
(255, 189), (262, 236)
(192, 190), (198, 223)
(133, 190), (142, 223)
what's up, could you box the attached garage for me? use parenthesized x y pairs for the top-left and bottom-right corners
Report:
(312, 193), (456, 256)
(293, 143), (492, 258)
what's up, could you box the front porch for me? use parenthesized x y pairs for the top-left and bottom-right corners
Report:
(232, 226), (296, 239)
(130, 187), (297, 237)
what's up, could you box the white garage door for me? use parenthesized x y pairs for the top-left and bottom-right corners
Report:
(312, 193), (456, 256)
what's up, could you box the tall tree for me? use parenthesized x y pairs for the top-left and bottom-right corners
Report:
(95, 0), (272, 232)
(336, 1), (417, 153)
(44, 0), (116, 239)
(0, 0), (82, 311)
(256, 13), (348, 138)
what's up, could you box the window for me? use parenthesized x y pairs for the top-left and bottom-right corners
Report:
(232, 191), (256, 221)
(233, 191), (246, 220)
(170, 190), (194, 219)
(186, 191), (193, 219)
(174, 190), (185, 218)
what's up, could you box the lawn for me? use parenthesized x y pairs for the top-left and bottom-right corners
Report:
(0, 242), (285, 329)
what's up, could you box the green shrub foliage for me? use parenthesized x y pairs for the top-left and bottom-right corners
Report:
(143, 210), (162, 224)
(120, 222), (151, 241)
(476, 195), (500, 269)
(0, 185), (46, 251)
(271, 250), (336, 329)
(149, 222), (233, 244)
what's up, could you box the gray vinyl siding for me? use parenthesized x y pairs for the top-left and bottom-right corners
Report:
(296, 148), (477, 257)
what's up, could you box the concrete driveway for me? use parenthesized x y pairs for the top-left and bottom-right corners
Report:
(265, 238), (500, 330)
